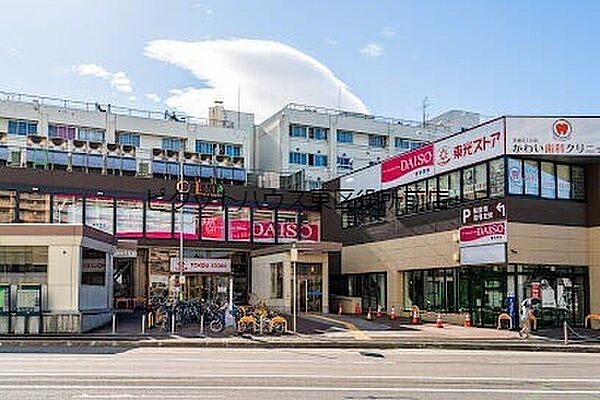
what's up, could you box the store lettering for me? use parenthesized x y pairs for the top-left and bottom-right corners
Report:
(475, 223), (505, 238)
(381, 144), (434, 183)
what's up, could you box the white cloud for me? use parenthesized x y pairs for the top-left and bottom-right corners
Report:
(128, 96), (137, 102)
(381, 26), (398, 38)
(144, 38), (368, 121)
(73, 63), (133, 93)
(205, 9), (213, 15)
(360, 43), (384, 58)
(146, 93), (161, 103)
(324, 38), (339, 46)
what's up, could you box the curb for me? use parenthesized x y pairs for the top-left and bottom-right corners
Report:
(0, 338), (599, 353)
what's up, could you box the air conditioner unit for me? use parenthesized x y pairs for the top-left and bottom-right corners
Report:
(138, 161), (150, 177)
(0, 132), (7, 144)
(27, 135), (47, 148)
(122, 145), (136, 156)
(107, 143), (121, 155)
(184, 151), (199, 162)
(166, 150), (179, 161)
(153, 148), (166, 159)
(200, 154), (213, 165)
(88, 141), (104, 154)
(72, 140), (87, 152)
(49, 138), (67, 150)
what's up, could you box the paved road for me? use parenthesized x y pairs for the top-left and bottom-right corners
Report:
(1, 347), (600, 399)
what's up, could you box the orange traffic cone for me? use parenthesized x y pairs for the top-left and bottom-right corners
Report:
(410, 309), (421, 325)
(436, 313), (444, 328)
(389, 306), (397, 320)
(366, 307), (373, 321)
(337, 303), (343, 316)
(354, 303), (362, 316)
(376, 305), (383, 318)
(463, 312), (472, 328)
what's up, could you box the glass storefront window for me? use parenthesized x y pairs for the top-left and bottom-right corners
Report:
(146, 201), (172, 239)
(82, 247), (106, 286)
(253, 209), (275, 243)
(53, 195), (82, 224)
(228, 207), (251, 242)
(524, 160), (540, 196)
(541, 162), (556, 199)
(489, 158), (505, 198)
(395, 186), (406, 216)
(405, 183), (418, 213)
(0, 246), (48, 284)
(557, 164), (571, 199)
(463, 164), (487, 201)
(572, 166), (586, 200)
(270, 262), (283, 299)
(18, 193), (50, 223)
(0, 190), (16, 223)
(201, 204), (224, 241)
(277, 210), (297, 242)
(507, 158), (523, 195)
(448, 171), (461, 204)
(427, 177), (437, 210)
(85, 197), (114, 234)
(175, 204), (199, 240)
(116, 199), (143, 238)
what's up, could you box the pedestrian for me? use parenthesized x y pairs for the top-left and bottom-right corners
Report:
(519, 298), (534, 339)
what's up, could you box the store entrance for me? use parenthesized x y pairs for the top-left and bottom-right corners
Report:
(296, 263), (322, 313)
(469, 267), (507, 328)
(184, 274), (229, 304)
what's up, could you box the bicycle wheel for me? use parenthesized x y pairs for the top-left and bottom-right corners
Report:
(272, 322), (285, 334)
(209, 319), (224, 333)
(237, 322), (247, 334)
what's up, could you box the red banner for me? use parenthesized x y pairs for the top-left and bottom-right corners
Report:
(229, 219), (251, 241)
(459, 221), (507, 247)
(201, 215), (225, 240)
(201, 218), (319, 242)
(381, 144), (434, 186)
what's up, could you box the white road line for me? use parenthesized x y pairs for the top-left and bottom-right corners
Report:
(0, 374), (598, 383)
(1, 385), (600, 394)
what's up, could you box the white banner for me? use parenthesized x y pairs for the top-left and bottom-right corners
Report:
(434, 118), (505, 174)
(506, 117), (600, 155)
(170, 258), (231, 274)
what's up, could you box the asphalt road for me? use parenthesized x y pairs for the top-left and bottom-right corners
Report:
(1, 347), (600, 399)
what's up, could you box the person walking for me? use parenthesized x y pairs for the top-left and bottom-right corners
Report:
(519, 298), (533, 339)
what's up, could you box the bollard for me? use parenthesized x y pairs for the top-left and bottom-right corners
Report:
(564, 320), (568, 346)
(111, 313), (117, 334)
(199, 314), (205, 335)
(170, 312), (176, 334)
(141, 313), (146, 334)
(259, 316), (264, 335)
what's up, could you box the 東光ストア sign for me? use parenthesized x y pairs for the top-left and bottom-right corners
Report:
(461, 201), (506, 225)
(459, 220), (507, 248)
(170, 258), (232, 273)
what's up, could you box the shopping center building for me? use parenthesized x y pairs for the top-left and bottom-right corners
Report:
(327, 116), (600, 328)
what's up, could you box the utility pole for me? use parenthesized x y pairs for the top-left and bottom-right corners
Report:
(422, 96), (430, 128)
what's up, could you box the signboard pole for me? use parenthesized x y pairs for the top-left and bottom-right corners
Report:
(178, 139), (185, 302)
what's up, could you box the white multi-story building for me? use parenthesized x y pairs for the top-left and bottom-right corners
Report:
(0, 92), (254, 183)
(257, 104), (480, 190)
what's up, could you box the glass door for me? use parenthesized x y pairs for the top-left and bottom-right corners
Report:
(296, 263), (322, 312)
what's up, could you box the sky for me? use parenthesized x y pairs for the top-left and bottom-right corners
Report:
(0, 0), (599, 123)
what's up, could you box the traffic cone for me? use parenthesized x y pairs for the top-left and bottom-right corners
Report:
(366, 307), (373, 321)
(410, 309), (421, 325)
(354, 303), (362, 316)
(463, 312), (472, 328)
(389, 306), (397, 320)
(436, 313), (444, 328)
(337, 303), (343, 316)
(376, 305), (383, 318)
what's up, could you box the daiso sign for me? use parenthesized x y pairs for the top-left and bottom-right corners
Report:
(459, 221), (507, 248)
(381, 144), (434, 189)
(253, 221), (319, 242)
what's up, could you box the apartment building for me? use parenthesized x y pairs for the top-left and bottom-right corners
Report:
(257, 104), (477, 190)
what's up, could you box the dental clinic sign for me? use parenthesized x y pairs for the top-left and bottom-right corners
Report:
(459, 221), (507, 248)
(506, 117), (600, 155)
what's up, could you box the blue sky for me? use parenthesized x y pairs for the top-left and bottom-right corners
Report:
(0, 0), (599, 122)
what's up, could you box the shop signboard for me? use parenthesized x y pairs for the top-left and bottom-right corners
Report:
(229, 219), (251, 241)
(461, 201), (506, 225)
(82, 258), (106, 272)
(435, 118), (505, 174)
(381, 144), (434, 189)
(506, 117), (600, 155)
(253, 221), (320, 242)
(170, 258), (231, 274)
(201, 215), (225, 241)
(531, 282), (541, 299)
(459, 220), (507, 248)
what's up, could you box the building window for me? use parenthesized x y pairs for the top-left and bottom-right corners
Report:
(524, 160), (540, 196)
(368, 134), (387, 148)
(48, 124), (77, 140)
(308, 127), (328, 140)
(116, 132), (141, 147)
(8, 120), (37, 136)
(557, 164), (571, 199)
(405, 268), (458, 312)
(438, 170), (460, 208)
(336, 130), (353, 143)
(289, 152), (307, 165)
(270, 262), (283, 299)
(489, 158), (505, 198)
(162, 137), (182, 151)
(228, 207), (250, 242)
(337, 156), (352, 170)
(0, 190), (17, 223)
(541, 162), (556, 199)
(77, 127), (105, 142)
(394, 138), (412, 151)
(116, 199), (143, 238)
(0, 246), (48, 275)
(462, 163), (487, 201)
(18, 193), (50, 223)
(290, 125), (307, 138)
(313, 154), (328, 167)
(307, 180), (321, 190)
(196, 141), (215, 155)
(146, 201), (173, 239)
(223, 144), (242, 157)
(572, 166), (586, 200)
(85, 197), (114, 234)
(507, 158), (523, 195)
(53, 195), (83, 223)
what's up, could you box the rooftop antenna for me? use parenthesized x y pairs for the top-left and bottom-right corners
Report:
(422, 96), (430, 128)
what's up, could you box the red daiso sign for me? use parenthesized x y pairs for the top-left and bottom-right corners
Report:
(201, 219), (320, 242)
(381, 144), (434, 188)
(459, 221), (507, 248)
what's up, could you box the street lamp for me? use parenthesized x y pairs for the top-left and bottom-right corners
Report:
(178, 136), (187, 301)
(290, 243), (298, 333)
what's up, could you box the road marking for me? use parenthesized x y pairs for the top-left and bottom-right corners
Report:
(74, 395), (222, 399)
(0, 374), (599, 383)
(307, 314), (371, 340)
(2, 385), (600, 394)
